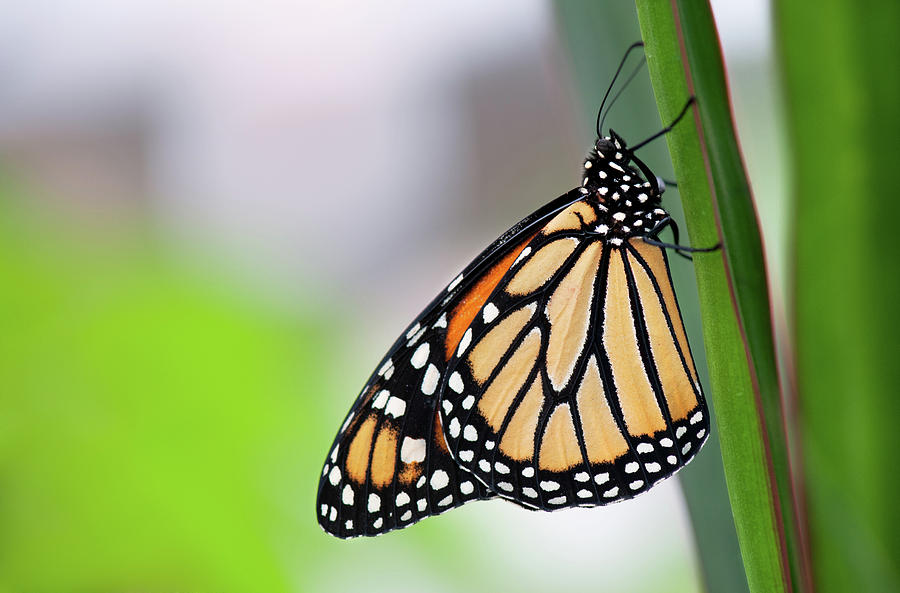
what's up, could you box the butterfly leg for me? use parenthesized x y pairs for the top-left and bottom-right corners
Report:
(644, 218), (721, 260)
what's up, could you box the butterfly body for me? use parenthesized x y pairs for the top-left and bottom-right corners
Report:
(317, 128), (709, 538)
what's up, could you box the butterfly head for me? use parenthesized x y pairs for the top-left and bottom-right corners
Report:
(582, 130), (662, 206)
(581, 130), (669, 244)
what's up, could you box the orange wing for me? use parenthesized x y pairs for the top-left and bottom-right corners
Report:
(439, 199), (709, 509)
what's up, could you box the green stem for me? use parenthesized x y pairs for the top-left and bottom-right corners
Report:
(634, 2), (802, 592)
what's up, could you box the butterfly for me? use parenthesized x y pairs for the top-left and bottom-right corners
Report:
(317, 42), (714, 538)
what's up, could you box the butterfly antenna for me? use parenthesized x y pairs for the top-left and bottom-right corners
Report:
(630, 96), (696, 151)
(596, 41), (645, 138)
(598, 56), (647, 137)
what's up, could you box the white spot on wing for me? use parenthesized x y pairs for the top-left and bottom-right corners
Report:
(448, 371), (464, 393)
(410, 343), (430, 369)
(433, 313), (447, 329)
(594, 473), (609, 485)
(368, 493), (381, 513)
(625, 462), (639, 474)
(385, 397), (406, 418)
(406, 325), (426, 347)
(430, 470), (450, 490)
(483, 302), (500, 324)
(577, 489), (592, 498)
(636, 442), (654, 454)
(342, 484), (354, 505)
(372, 390), (390, 409)
(630, 480), (644, 490)
(494, 462), (510, 474)
(574, 472), (589, 482)
(396, 492), (410, 506)
(448, 418), (461, 439)
(459, 450), (474, 462)
(460, 481), (474, 495)
(461, 395), (475, 409)
(513, 246), (532, 267)
(522, 487), (538, 498)
(540, 480), (560, 492)
(421, 364), (440, 395)
(400, 437), (427, 464)
(447, 273), (464, 292)
(463, 425), (478, 441)
(405, 323), (421, 340)
(457, 328), (473, 356)
(328, 466), (341, 486)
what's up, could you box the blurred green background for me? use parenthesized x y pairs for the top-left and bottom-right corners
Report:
(0, 2), (783, 592)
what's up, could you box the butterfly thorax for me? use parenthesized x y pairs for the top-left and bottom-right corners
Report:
(577, 131), (668, 247)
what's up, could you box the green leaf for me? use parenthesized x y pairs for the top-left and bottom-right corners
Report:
(554, 3), (751, 592)
(634, 2), (804, 592)
(775, 1), (900, 591)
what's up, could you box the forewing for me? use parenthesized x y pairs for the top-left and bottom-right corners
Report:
(440, 202), (710, 510)
(317, 190), (584, 537)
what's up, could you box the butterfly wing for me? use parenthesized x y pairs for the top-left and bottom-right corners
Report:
(317, 190), (585, 537)
(439, 199), (710, 510)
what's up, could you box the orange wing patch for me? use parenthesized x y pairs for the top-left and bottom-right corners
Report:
(545, 242), (603, 391)
(538, 403), (583, 471)
(346, 415), (377, 484)
(505, 238), (579, 296)
(541, 201), (597, 234)
(630, 239), (699, 387)
(576, 356), (628, 463)
(370, 427), (398, 488)
(468, 304), (536, 385)
(499, 376), (544, 460)
(478, 327), (541, 430)
(603, 249), (666, 436)
(628, 245), (699, 422)
(445, 233), (536, 361)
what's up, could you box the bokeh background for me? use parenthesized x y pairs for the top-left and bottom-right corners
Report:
(0, 2), (783, 592)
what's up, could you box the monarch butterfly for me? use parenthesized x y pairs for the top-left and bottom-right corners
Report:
(317, 42), (715, 538)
